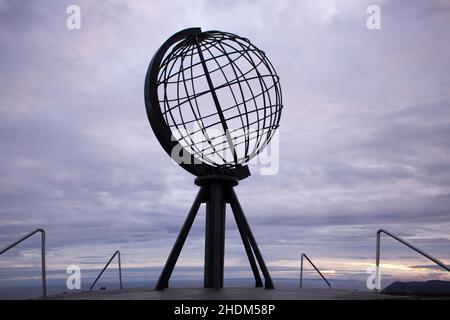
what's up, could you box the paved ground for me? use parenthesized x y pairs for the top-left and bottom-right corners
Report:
(51, 287), (401, 300)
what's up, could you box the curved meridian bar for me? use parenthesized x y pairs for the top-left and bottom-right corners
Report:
(144, 28), (251, 179)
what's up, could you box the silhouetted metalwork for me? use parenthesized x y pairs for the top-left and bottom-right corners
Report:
(375, 229), (450, 293)
(145, 28), (282, 179)
(145, 28), (282, 290)
(0, 228), (47, 299)
(299, 253), (331, 288)
(90, 250), (123, 291)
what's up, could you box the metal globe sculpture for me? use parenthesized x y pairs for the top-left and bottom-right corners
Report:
(145, 28), (282, 179)
(145, 28), (282, 290)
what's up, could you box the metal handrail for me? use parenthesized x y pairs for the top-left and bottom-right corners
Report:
(376, 229), (450, 291)
(299, 253), (331, 288)
(90, 250), (123, 290)
(0, 228), (47, 299)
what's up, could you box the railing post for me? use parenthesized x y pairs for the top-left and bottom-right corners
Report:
(299, 253), (331, 288)
(0, 228), (47, 299)
(300, 254), (304, 288)
(375, 228), (450, 295)
(40, 229), (47, 299)
(375, 230), (381, 294)
(90, 250), (123, 290)
(118, 251), (123, 289)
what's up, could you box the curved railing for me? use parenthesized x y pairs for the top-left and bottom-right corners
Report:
(90, 250), (123, 290)
(0, 228), (47, 299)
(376, 229), (450, 291)
(299, 253), (331, 288)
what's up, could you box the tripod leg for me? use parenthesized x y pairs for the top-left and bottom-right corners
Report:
(229, 202), (263, 287)
(227, 187), (275, 289)
(155, 187), (205, 290)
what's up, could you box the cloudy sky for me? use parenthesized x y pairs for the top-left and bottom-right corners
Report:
(1, 0), (450, 293)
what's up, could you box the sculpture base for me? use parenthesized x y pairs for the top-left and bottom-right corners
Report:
(155, 175), (274, 290)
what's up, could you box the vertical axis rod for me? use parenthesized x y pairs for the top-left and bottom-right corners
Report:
(194, 38), (238, 164)
(155, 187), (205, 290)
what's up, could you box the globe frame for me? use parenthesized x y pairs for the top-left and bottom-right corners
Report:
(146, 28), (277, 290)
(144, 27), (282, 180)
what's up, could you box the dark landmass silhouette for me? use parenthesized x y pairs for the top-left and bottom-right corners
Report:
(382, 280), (450, 296)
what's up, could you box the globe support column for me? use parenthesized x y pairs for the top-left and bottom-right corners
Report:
(202, 178), (227, 289)
(155, 174), (273, 290)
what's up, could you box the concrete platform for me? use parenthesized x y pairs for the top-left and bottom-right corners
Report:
(50, 287), (401, 300)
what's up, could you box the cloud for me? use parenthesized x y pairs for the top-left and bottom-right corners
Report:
(0, 0), (449, 290)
